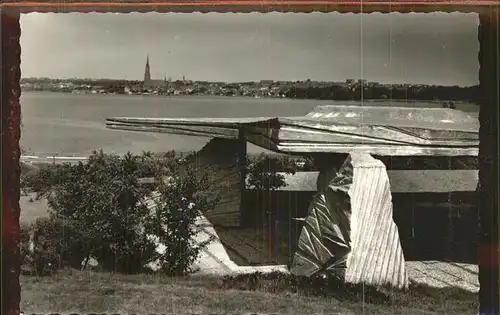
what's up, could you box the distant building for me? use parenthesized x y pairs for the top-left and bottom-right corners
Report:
(143, 55), (167, 90)
(259, 80), (274, 86)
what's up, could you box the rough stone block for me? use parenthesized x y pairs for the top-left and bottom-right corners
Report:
(290, 153), (408, 289)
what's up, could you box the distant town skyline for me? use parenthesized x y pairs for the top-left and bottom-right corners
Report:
(21, 12), (479, 86)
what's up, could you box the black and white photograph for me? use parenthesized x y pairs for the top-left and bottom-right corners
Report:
(14, 10), (485, 314)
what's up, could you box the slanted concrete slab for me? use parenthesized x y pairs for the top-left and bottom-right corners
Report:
(148, 215), (288, 275)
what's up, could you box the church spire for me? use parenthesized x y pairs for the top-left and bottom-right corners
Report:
(144, 55), (151, 83)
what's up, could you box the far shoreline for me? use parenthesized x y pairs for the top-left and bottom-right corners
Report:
(20, 90), (480, 107)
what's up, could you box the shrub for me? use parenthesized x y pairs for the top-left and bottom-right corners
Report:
(20, 218), (66, 276)
(39, 151), (160, 273)
(31, 218), (63, 276)
(24, 163), (72, 200)
(29, 150), (217, 275)
(146, 165), (219, 276)
(300, 157), (316, 171)
(246, 153), (297, 190)
(136, 150), (179, 178)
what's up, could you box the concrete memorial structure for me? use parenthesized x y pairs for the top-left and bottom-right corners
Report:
(106, 105), (479, 290)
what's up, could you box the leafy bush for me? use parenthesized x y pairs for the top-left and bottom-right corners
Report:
(246, 153), (298, 190)
(136, 150), (181, 178)
(29, 150), (217, 275)
(22, 163), (72, 200)
(299, 157), (316, 171)
(30, 218), (63, 276)
(146, 166), (219, 276)
(20, 218), (65, 276)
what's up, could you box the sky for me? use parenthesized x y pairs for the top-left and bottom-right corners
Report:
(20, 12), (479, 86)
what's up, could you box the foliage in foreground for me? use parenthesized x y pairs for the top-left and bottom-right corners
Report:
(23, 150), (217, 276)
(246, 153), (313, 190)
(145, 169), (218, 276)
(20, 150), (310, 276)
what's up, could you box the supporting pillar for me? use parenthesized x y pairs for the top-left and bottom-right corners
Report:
(1, 8), (22, 315)
(291, 153), (407, 289)
(478, 12), (500, 314)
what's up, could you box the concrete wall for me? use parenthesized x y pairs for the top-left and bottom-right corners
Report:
(185, 137), (246, 227)
(243, 190), (478, 264)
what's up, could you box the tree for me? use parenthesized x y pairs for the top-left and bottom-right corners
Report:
(37, 151), (156, 273)
(29, 150), (218, 275)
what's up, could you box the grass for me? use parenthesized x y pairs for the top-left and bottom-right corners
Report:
(21, 268), (478, 315)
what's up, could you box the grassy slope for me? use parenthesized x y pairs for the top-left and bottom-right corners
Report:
(21, 269), (477, 315)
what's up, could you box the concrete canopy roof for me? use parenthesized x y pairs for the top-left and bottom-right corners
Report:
(106, 105), (479, 156)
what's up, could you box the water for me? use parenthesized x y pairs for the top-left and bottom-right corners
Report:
(20, 91), (479, 157)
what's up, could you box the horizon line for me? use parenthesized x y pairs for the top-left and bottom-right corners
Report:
(20, 77), (478, 88)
